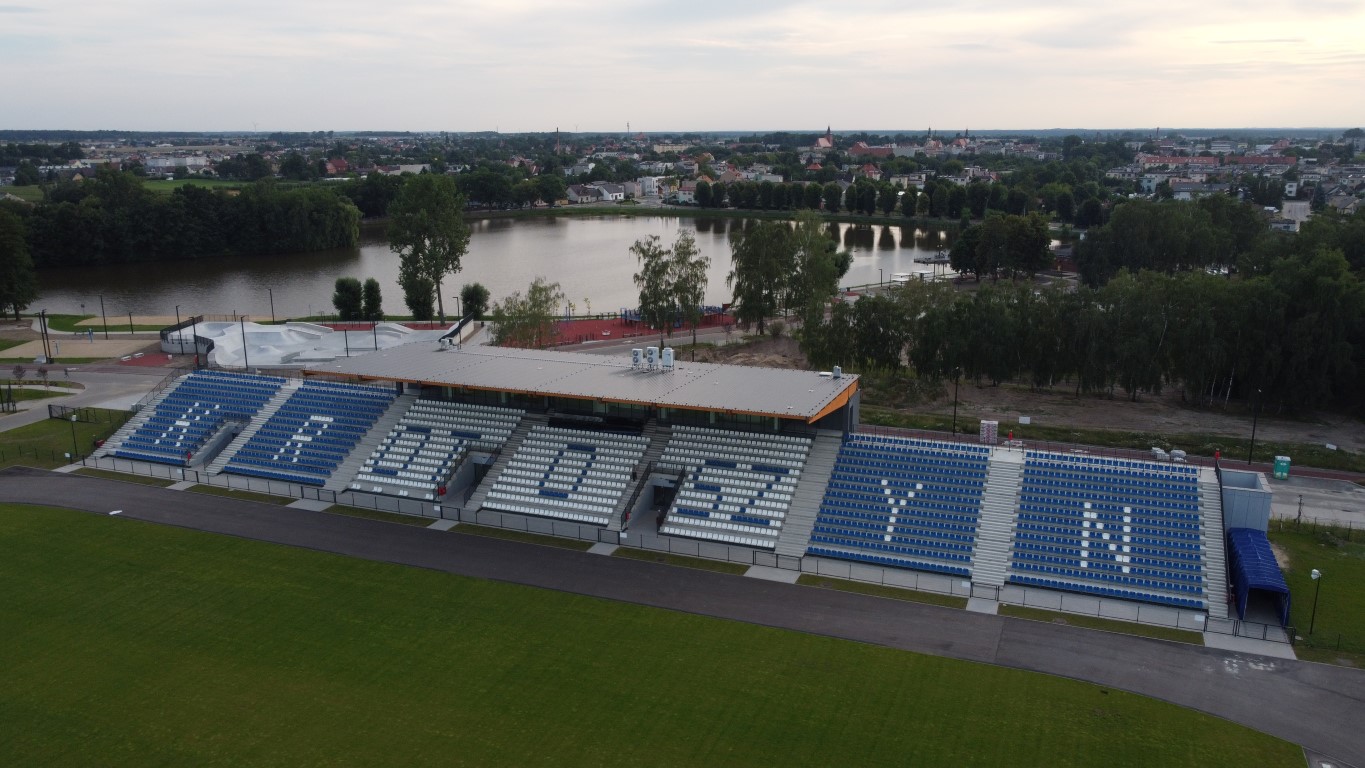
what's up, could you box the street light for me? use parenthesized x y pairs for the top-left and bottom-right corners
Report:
(69, 414), (79, 461)
(1309, 568), (1323, 634)
(239, 315), (249, 370)
(1247, 388), (1262, 464)
(268, 288), (276, 324)
(878, 267), (884, 287)
(99, 294), (108, 340)
(175, 305), (181, 353)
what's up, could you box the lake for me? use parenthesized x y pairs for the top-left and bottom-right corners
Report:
(33, 215), (955, 319)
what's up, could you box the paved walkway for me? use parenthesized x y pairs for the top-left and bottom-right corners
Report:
(0, 367), (171, 433)
(2, 467), (1362, 764)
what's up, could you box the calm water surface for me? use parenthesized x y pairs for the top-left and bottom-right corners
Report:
(34, 216), (953, 318)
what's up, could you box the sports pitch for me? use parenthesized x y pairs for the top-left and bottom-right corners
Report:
(0, 504), (1301, 767)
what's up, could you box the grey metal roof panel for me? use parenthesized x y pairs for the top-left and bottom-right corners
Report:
(305, 342), (858, 420)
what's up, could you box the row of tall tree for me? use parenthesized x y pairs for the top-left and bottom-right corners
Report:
(3, 170), (361, 267)
(1076, 197), (1365, 285)
(727, 212), (853, 333)
(801, 250), (1364, 412)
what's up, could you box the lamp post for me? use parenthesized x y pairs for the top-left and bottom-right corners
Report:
(69, 414), (79, 461)
(952, 367), (961, 436)
(239, 316), (249, 371)
(191, 314), (199, 368)
(127, 311), (134, 335)
(174, 305), (182, 353)
(1247, 388), (1261, 464)
(268, 288), (276, 324)
(878, 268), (884, 287)
(99, 294), (109, 339)
(1309, 568), (1322, 634)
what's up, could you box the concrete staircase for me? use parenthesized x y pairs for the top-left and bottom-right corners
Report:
(94, 386), (178, 459)
(1198, 467), (1231, 618)
(774, 430), (843, 558)
(610, 421), (669, 531)
(970, 449), (1023, 588)
(460, 413), (546, 512)
(205, 380), (301, 475)
(322, 394), (417, 492)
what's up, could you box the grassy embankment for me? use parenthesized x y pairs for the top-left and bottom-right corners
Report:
(0, 408), (130, 469)
(1269, 522), (1365, 667)
(0, 503), (1303, 767)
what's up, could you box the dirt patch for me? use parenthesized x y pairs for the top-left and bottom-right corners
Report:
(1269, 541), (1291, 570)
(686, 336), (809, 370)
(911, 381), (1365, 454)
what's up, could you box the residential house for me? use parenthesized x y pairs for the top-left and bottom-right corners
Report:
(567, 184), (603, 204)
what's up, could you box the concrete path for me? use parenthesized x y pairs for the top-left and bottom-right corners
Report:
(1203, 632), (1300, 660)
(427, 519), (458, 531)
(2, 467), (1363, 765)
(744, 565), (800, 584)
(587, 542), (617, 555)
(0, 367), (172, 433)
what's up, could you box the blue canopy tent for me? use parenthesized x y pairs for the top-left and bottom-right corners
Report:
(1226, 528), (1292, 626)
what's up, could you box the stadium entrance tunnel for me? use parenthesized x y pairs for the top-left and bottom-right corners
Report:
(1226, 528), (1291, 626)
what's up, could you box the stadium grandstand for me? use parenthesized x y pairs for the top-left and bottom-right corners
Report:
(92, 339), (1279, 624)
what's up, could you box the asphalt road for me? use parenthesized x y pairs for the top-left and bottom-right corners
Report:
(3, 466), (1363, 764)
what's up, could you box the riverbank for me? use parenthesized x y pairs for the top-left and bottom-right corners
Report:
(460, 204), (965, 231)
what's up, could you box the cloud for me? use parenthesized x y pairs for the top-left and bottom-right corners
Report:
(1, 0), (1362, 130)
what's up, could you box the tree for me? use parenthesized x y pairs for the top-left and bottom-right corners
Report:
(535, 174), (566, 207)
(671, 231), (710, 349)
(460, 282), (491, 320)
(803, 183), (823, 210)
(0, 209), (38, 320)
(362, 278), (383, 321)
(878, 185), (899, 216)
(332, 277), (363, 320)
(13, 161), (40, 187)
(788, 211), (845, 320)
(966, 182), (990, 219)
(1075, 197), (1104, 228)
(490, 277), (565, 348)
(387, 173), (470, 322)
(695, 180), (712, 209)
(727, 221), (793, 334)
(632, 234), (676, 348)
(822, 182), (841, 213)
(400, 272), (436, 321)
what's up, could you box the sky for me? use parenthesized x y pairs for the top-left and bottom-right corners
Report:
(3, 0), (1364, 133)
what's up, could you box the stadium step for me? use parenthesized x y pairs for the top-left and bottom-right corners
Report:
(94, 384), (178, 458)
(774, 430), (842, 558)
(205, 380), (301, 475)
(971, 448), (1024, 587)
(462, 413), (548, 513)
(1198, 468), (1231, 619)
(611, 421), (668, 531)
(322, 393), (417, 492)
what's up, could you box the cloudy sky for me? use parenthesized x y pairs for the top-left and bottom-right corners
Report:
(4, 1), (1363, 132)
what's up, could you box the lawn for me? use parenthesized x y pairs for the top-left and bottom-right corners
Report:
(0, 408), (130, 468)
(612, 546), (750, 574)
(1269, 523), (1365, 665)
(72, 467), (175, 487)
(451, 522), (593, 551)
(325, 504), (432, 527)
(998, 605), (1204, 645)
(797, 574), (968, 609)
(0, 504), (1303, 767)
(187, 484), (293, 505)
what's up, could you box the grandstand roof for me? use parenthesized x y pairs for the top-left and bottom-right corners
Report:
(305, 343), (859, 423)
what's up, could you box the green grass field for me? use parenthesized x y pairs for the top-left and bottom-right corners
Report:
(998, 605), (1204, 645)
(0, 503), (1302, 767)
(0, 409), (130, 468)
(1270, 524), (1365, 666)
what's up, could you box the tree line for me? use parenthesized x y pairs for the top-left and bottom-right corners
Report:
(1, 170), (361, 269)
(801, 210), (1365, 413)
